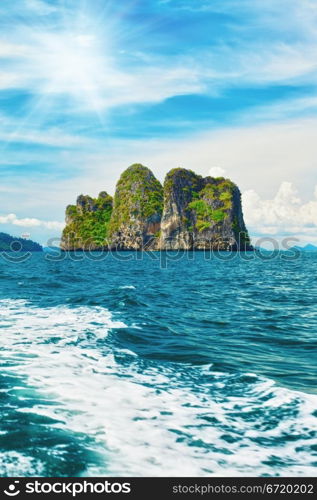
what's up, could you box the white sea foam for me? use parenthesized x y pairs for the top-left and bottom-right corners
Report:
(0, 299), (316, 476)
(0, 452), (44, 476)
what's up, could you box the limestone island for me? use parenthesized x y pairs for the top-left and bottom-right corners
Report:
(61, 164), (252, 251)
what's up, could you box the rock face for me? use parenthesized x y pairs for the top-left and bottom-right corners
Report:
(159, 168), (200, 250)
(159, 168), (251, 250)
(61, 164), (251, 251)
(61, 192), (113, 250)
(108, 164), (163, 250)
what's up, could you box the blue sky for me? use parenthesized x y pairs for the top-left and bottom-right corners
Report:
(0, 0), (317, 245)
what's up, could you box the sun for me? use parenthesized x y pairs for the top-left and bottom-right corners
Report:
(28, 28), (109, 109)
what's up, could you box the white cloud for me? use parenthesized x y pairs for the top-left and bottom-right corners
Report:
(98, 118), (317, 199)
(0, 28), (205, 112)
(0, 42), (27, 58)
(242, 182), (317, 237)
(2, 117), (314, 227)
(233, 44), (317, 85)
(209, 167), (226, 177)
(0, 112), (97, 147)
(160, 1), (317, 89)
(0, 72), (24, 90)
(0, 0), (317, 112)
(0, 213), (64, 230)
(0, 129), (93, 148)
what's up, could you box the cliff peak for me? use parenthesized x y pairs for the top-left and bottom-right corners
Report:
(160, 168), (250, 250)
(108, 164), (163, 249)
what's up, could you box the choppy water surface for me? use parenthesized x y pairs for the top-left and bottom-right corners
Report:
(0, 252), (316, 476)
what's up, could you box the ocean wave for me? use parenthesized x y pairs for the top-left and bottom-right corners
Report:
(0, 299), (316, 476)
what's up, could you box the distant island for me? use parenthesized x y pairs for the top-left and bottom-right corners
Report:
(0, 232), (43, 252)
(61, 164), (252, 251)
(292, 244), (317, 252)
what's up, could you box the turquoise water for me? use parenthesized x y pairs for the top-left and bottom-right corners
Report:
(0, 252), (316, 476)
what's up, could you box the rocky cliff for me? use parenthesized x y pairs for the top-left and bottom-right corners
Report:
(108, 164), (163, 250)
(160, 168), (251, 250)
(61, 191), (113, 250)
(61, 164), (251, 251)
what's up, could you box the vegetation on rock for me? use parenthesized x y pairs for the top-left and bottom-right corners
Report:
(187, 179), (235, 231)
(160, 168), (251, 250)
(61, 192), (113, 249)
(61, 164), (251, 251)
(0, 232), (42, 252)
(108, 164), (163, 247)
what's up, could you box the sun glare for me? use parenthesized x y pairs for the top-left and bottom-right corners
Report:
(30, 29), (109, 106)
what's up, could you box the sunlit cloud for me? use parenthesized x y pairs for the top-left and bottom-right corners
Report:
(0, 213), (64, 230)
(0, 127), (94, 148)
(242, 183), (317, 237)
(0, 18), (204, 113)
(1, 0), (317, 113)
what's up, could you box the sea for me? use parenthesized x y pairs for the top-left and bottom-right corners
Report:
(0, 250), (316, 477)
